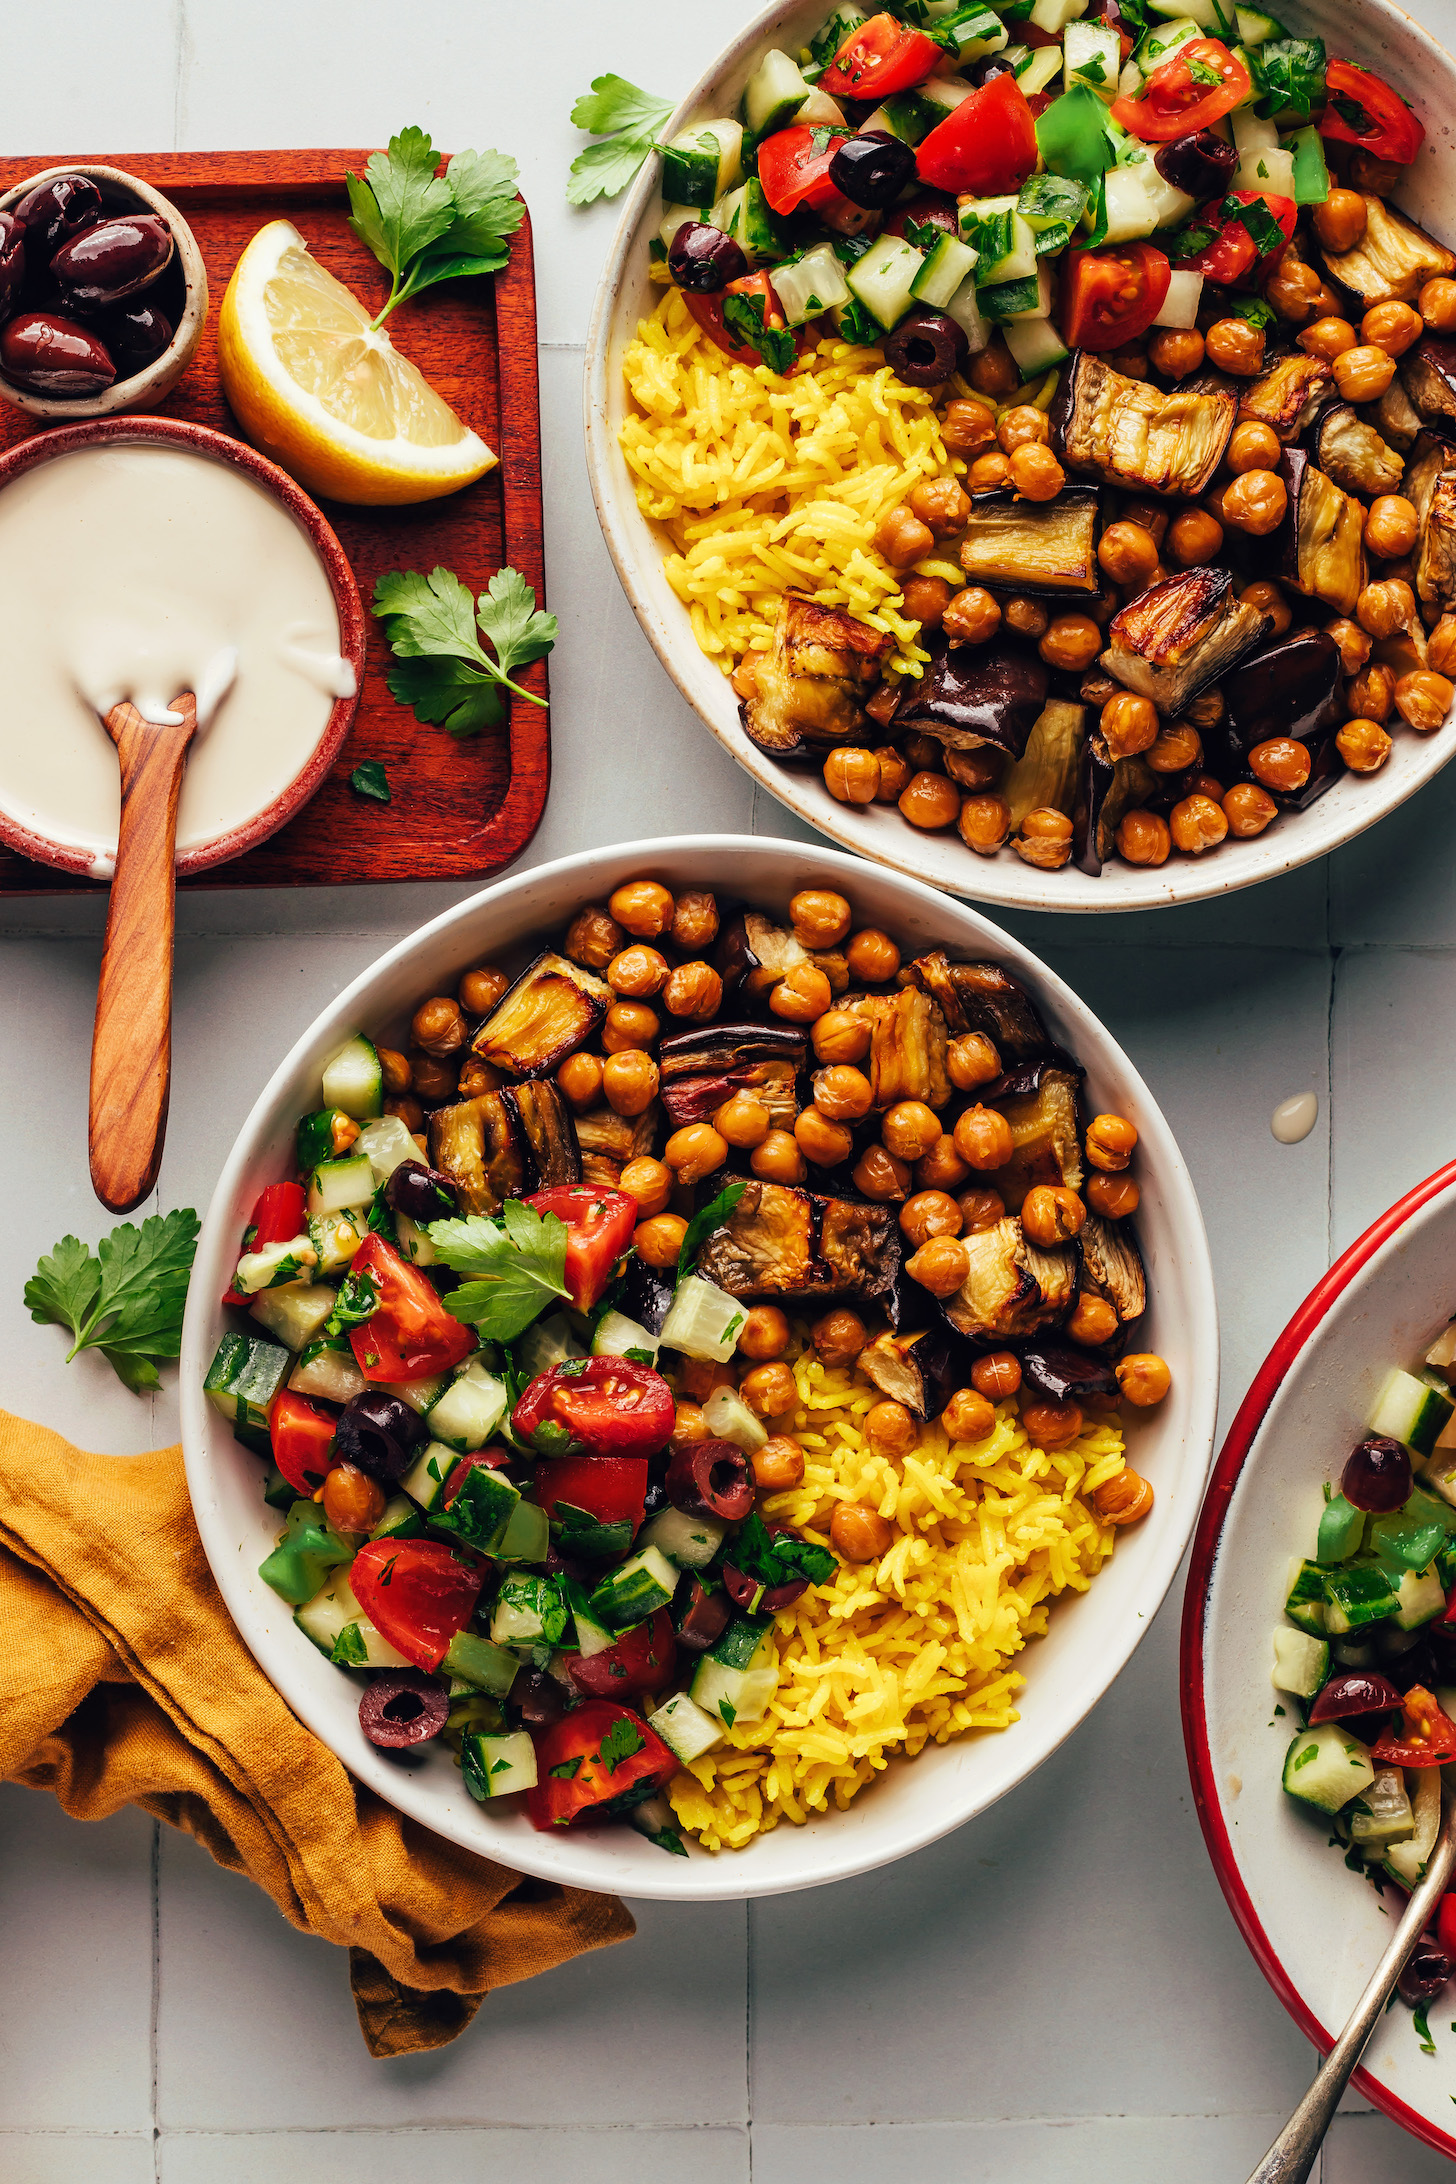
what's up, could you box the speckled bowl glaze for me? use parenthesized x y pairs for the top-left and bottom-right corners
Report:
(584, 0), (1456, 913)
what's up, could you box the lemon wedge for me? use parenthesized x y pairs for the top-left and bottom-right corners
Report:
(217, 219), (496, 505)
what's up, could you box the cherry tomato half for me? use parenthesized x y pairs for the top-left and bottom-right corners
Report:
(757, 124), (852, 216)
(346, 1232), (476, 1384)
(915, 69), (1038, 197)
(535, 1454), (649, 1531)
(526, 1699), (678, 1830)
(1183, 191), (1296, 284)
(1319, 59), (1424, 165)
(267, 1388), (336, 1496)
(513, 1357), (676, 1461)
(1111, 36), (1250, 141)
(522, 1184), (638, 1313)
(349, 1537), (484, 1672)
(223, 1179), (306, 1305)
(565, 1608), (678, 1700)
(818, 12), (942, 101)
(1060, 242), (1171, 350)
(1370, 1684), (1456, 1768)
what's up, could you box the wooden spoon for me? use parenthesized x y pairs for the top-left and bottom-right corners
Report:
(88, 692), (197, 1213)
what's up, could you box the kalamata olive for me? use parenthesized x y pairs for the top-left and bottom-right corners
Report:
(514, 1669), (567, 1729)
(883, 308), (968, 388)
(885, 193), (958, 242)
(667, 220), (748, 293)
(664, 1436), (754, 1521)
(1153, 130), (1238, 202)
(334, 1390), (427, 1483)
(358, 1670), (450, 1749)
(722, 1556), (808, 1614)
(0, 214), (24, 319)
(1309, 1670), (1403, 1723)
(676, 1575), (733, 1653)
(0, 310), (115, 394)
(1398, 1934), (1453, 2008)
(829, 130), (917, 211)
(12, 172), (103, 262)
(385, 1159), (459, 1225)
(52, 212), (174, 309)
(967, 55), (1017, 85)
(1341, 1435), (1413, 1514)
(99, 298), (173, 371)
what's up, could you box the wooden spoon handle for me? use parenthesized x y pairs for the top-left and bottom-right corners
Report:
(88, 699), (197, 1214)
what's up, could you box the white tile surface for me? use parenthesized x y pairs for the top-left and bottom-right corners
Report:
(1324, 2108), (1456, 2181)
(0, 2141), (156, 2184)
(1331, 946), (1456, 1253)
(161, 2128), (748, 2184)
(754, 2116), (1293, 2182)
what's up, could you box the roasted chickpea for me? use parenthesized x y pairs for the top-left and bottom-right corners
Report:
(455, 1066), (498, 1117)
(846, 927), (900, 983)
(1095, 1468), (1156, 1525)
(1358, 577), (1417, 639)
(663, 1123), (727, 1185)
(1167, 508), (1224, 567)
(383, 1094), (425, 1135)
(1147, 723), (1202, 773)
(1008, 442), (1065, 501)
(942, 584), (1002, 645)
(899, 770), (962, 830)
(608, 878), (674, 939)
(659, 960), (722, 1022)
(1313, 188), (1368, 254)
(731, 654), (762, 703)
(753, 1129), (809, 1185)
(378, 1047), (413, 1097)
(635, 1212), (688, 1268)
(607, 944), (669, 999)
(1068, 1293), (1120, 1346)
(1429, 615), (1456, 676)
(1098, 690), (1159, 762)
(1223, 781), (1279, 838)
(1097, 520), (1160, 589)
(563, 903), (624, 971)
(946, 1031), (1001, 1091)
(1297, 315), (1357, 361)
(899, 1188), (962, 1247)
(941, 396), (999, 456)
(830, 1503), (895, 1563)
(1013, 806), (1074, 871)
(968, 449), (1012, 492)
(1003, 596), (1050, 641)
(670, 889), (719, 953)
(411, 995), (466, 1057)
(1265, 249), (1322, 322)
(459, 965), (509, 1018)
(1088, 1171), (1140, 1219)
(958, 793), (1012, 856)
(1420, 276), (1456, 332)
(906, 1234), (971, 1296)
(1333, 343), (1396, 402)
(1364, 493), (1419, 560)
(812, 1064), (873, 1122)
(602, 1049), (659, 1118)
(1349, 661), (1397, 722)
(1117, 1352), (1172, 1406)
(1396, 669), (1456, 730)
(875, 503), (936, 568)
(1226, 420), (1282, 474)
(953, 1104), (1013, 1170)
(823, 747), (880, 804)
(554, 1054), (602, 1118)
(995, 404), (1049, 455)
(678, 1358), (734, 1404)
(971, 1351), (1021, 1400)
(1325, 617), (1372, 676)
(1104, 342), (1148, 380)
(770, 961), (834, 1022)
(753, 1435), (806, 1491)
(713, 1096), (771, 1154)
(1361, 300), (1423, 358)
(1086, 1113), (1138, 1171)
(1204, 318), (1264, 375)
(1039, 613), (1102, 671)
(1336, 716), (1393, 772)
(812, 1307), (867, 1366)
(1021, 1397), (1084, 1450)
(618, 1157), (671, 1216)
(1116, 808), (1171, 867)
(794, 1105), (854, 1167)
(969, 337), (1018, 398)
(908, 476), (973, 536)
(852, 1141), (911, 1201)
(323, 1462), (387, 1537)
(408, 1051), (458, 1107)
(1240, 578), (1293, 638)
(900, 574), (953, 634)
(1021, 1184), (1086, 1248)
(1187, 771), (1227, 805)
(942, 1387), (996, 1442)
(958, 1185), (1006, 1233)
(879, 1100), (940, 1163)
(866, 1398), (917, 1460)
(1147, 327), (1205, 380)
(812, 1008), (871, 1065)
(735, 1362), (795, 1421)
(1220, 469), (1287, 537)
(916, 1135), (971, 1192)
(872, 745), (913, 801)
(1170, 793), (1229, 855)
(602, 999), (660, 1052)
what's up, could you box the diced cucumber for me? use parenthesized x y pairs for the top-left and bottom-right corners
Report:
(771, 241), (851, 328)
(660, 200), (708, 250)
(921, 74), (977, 115)
(1153, 268), (1204, 327)
(295, 1569), (368, 1656)
(204, 1331), (291, 1434)
(638, 1505), (728, 1570)
(1029, 0), (1086, 31)
(320, 1034), (383, 1122)
(911, 233), (979, 310)
(1101, 159), (1194, 244)
(944, 270), (992, 353)
(744, 49), (812, 138)
(306, 1152), (375, 1220)
(395, 1211), (436, 1267)
(370, 1494), (425, 1542)
(462, 1728), (537, 1801)
(250, 1280), (336, 1353)
(1370, 1510), (1449, 1576)
(1234, 141), (1295, 194)
(355, 1114), (420, 1184)
(380, 1373), (448, 1417)
(1369, 1367), (1455, 1456)
(1324, 1564), (1399, 1634)
(1271, 1626), (1329, 1698)
(1121, 14), (1201, 93)
(1281, 1721), (1375, 1814)
(846, 232), (925, 331)
(490, 1574), (569, 1650)
(798, 85), (848, 126)
(441, 1462), (520, 1551)
(1063, 17), (1120, 96)
(936, 7), (1007, 61)
(861, 92), (943, 146)
(1006, 43), (1064, 94)
(1427, 1324), (1456, 1373)
(649, 1689), (726, 1764)
(1386, 1766), (1441, 1885)
(1422, 1449), (1456, 1511)
(331, 1617), (413, 1668)
(427, 1359), (507, 1453)
(262, 1464), (295, 1510)
(289, 1339), (367, 1405)
(1284, 1557), (1329, 1635)
(690, 1621), (778, 1729)
(1003, 315), (1070, 374)
(1348, 1766), (1414, 1847)
(1018, 172), (1088, 230)
(717, 177), (792, 266)
(662, 119), (744, 205)
(592, 1310), (661, 1364)
(960, 191), (1017, 245)
(1395, 1564), (1447, 1631)
(1235, 3), (1282, 39)
(400, 1439), (457, 1513)
(1316, 1493), (1365, 1567)
(659, 1274), (749, 1363)
(442, 1629), (520, 1696)
(307, 1211), (362, 1278)
(494, 1499), (550, 1565)
(1147, 0), (1233, 22)
(587, 1545), (680, 1633)
(1331, 1633), (1379, 1668)
(980, 263), (1052, 323)
(702, 1385), (769, 1453)
(568, 1581), (617, 1659)
(516, 1312), (586, 1379)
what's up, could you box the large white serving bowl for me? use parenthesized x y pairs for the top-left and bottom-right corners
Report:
(1183, 1159), (1456, 2161)
(584, 0), (1456, 915)
(182, 835), (1217, 1900)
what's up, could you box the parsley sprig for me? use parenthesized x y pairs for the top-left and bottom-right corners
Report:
(372, 566), (557, 736)
(427, 1201), (570, 1340)
(731, 1513), (837, 1590)
(346, 127), (525, 328)
(676, 1179), (747, 1285)
(567, 76), (675, 206)
(25, 1210), (199, 1394)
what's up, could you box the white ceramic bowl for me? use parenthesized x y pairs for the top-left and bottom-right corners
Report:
(584, 0), (1456, 914)
(1183, 1158), (1456, 2161)
(182, 835), (1218, 1900)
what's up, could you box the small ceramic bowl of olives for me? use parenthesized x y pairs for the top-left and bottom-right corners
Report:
(0, 163), (207, 420)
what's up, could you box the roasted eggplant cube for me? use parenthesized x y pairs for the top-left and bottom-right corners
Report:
(957, 487), (1100, 595)
(1079, 1215), (1147, 1327)
(502, 1083), (580, 1190)
(428, 1092), (527, 1216)
(740, 594), (892, 757)
(1237, 353), (1332, 444)
(856, 1326), (966, 1421)
(471, 951), (611, 1080)
(660, 1021), (808, 1079)
(999, 700), (1086, 831)
(1404, 432), (1456, 618)
(943, 1216), (1077, 1343)
(1376, 377), (1423, 453)
(890, 641), (1050, 759)
(1017, 1341), (1119, 1403)
(1073, 730), (1156, 878)
(849, 987), (952, 1110)
(906, 954), (1051, 1061)
(1102, 568), (1271, 715)
(1052, 352), (1235, 496)
(716, 912), (846, 1000)
(982, 1061), (1084, 1211)
(660, 1061), (799, 1131)
(694, 1181), (900, 1308)
(1275, 447), (1366, 617)
(1312, 403), (1405, 498)
(574, 1103), (659, 1189)
(1223, 631), (1342, 763)
(1399, 337), (1456, 431)
(1319, 195), (1455, 306)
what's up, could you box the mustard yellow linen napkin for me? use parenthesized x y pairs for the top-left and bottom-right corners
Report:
(0, 1409), (634, 2055)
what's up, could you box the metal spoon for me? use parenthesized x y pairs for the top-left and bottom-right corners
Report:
(1243, 1793), (1456, 2184)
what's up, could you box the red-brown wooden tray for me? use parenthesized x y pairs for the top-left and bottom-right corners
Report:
(0, 148), (547, 895)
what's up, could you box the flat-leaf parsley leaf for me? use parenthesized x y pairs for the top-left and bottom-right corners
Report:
(346, 127), (524, 326)
(25, 1210), (200, 1394)
(567, 76), (674, 206)
(373, 565), (556, 736)
(599, 1717), (645, 1772)
(427, 1201), (571, 1340)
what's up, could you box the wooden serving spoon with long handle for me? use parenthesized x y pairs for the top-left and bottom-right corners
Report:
(88, 692), (197, 1214)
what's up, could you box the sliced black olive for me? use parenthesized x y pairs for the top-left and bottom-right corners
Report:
(358, 1671), (450, 1749)
(667, 220), (747, 293)
(51, 212), (174, 309)
(829, 131), (916, 211)
(967, 54), (1016, 84)
(664, 1437), (754, 1521)
(334, 1391), (428, 1483)
(883, 308), (967, 388)
(385, 1159), (459, 1224)
(100, 298), (173, 370)
(0, 309), (115, 394)
(1153, 131), (1237, 202)
(677, 1576), (732, 1653)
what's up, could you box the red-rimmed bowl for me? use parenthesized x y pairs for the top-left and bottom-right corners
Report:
(0, 413), (364, 881)
(1182, 1159), (1456, 2161)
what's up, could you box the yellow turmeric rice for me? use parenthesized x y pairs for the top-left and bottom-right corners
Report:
(668, 1341), (1127, 1852)
(619, 288), (969, 684)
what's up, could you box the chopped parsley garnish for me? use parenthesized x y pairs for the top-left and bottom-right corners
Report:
(550, 1756), (584, 1781)
(1253, 36), (1327, 124)
(902, 216), (945, 255)
(731, 1512), (838, 1590)
(676, 1178), (748, 1284)
(349, 761), (392, 803)
(721, 291), (796, 375)
(325, 1270), (379, 1337)
(1227, 294), (1276, 330)
(1220, 192), (1285, 259)
(598, 1717), (646, 1773)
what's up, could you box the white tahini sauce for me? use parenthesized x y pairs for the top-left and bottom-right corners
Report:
(0, 443), (353, 862)
(1271, 1091), (1319, 1144)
